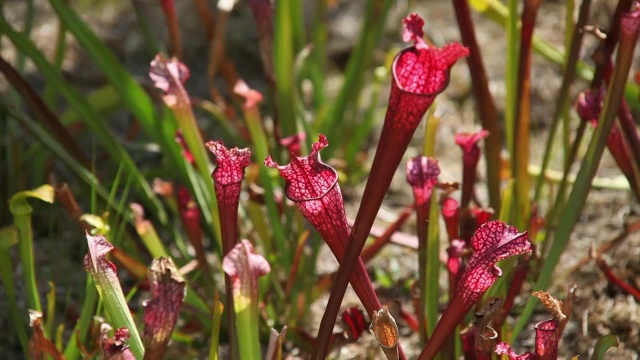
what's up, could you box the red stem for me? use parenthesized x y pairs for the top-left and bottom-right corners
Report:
(160, 0), (183, 59)
(451, 0), (502, 212)
(360, 204), (414, 263)
(591, 0), (634, 88)
(595, 255), (640, 301)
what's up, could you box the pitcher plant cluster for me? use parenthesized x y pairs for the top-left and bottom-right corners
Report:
(2, 0), (640, 359)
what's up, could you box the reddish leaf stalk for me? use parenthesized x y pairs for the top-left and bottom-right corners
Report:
(446, 239), (465, 299)
(455, 130), (489, 209)
(576, 88), (640, 199)
(177, 186), (207, 269)
(142, 257), (186, 360)
(265, 136), (387, 323)
(406, 156), (440, 342)
(617, 99), (640, 197)
(54, 183), (89, 231)
(360, 204), (414, 263)
(207, 2), (231, 110)
(614, 8), (640, 199)
(590, 0), (634, 88)
(591, 247), (640, 301)
(247, 0), (275, 82)
(451, 0), (502, 212)
(110, 246), (148, 280)
(513, 0), (542, 228)
(442, 197), (460, 241)
(28, 310), (64, 360)
(206, 140), (251, 360)
(284, 230), (310, 297)
(342, 307), (367, 341)
(418, 221), (532, 359)
(460, 207), (479, 244)
(160, 0), (183, 59)
(493, 258), (531, 330)
(316, 14), (468, 359)
(398, 306), (421, 333)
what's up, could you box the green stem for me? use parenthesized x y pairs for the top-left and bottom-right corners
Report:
(317, 0), (392, 149)
(63, 276), (98, 359)
(235, 306), (262, 360)
(0, 227), (29, 356)
(174, 106), (222, 250)
(452, 0), (502, 212)
(504, 0), (519, 162)
(208, 300), (224, 360)
(425, 192), (440, 337)
(244, 108), (291, 268)
(9, 186), (55, 313)
(274, 0), (296, 137)
(309, 0), (328, 109)
(513, 0), (542, 229)
(13, 206), (40, 310)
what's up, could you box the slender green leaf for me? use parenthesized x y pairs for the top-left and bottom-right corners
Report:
(512, 25), (638, 340)
(590, 335), (618, 360)
(0, 226), (29, 356)
(0, 15), (168, 225)
(317, 0), (392, 148)
(208, 300), (224, 360)
(470, 0), (640, 107)
(10, 184), (55, 313)
(274, 0), (297, 137)
(425, 192), (440, 336)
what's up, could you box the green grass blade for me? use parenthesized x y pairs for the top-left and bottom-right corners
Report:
(60, 85), (121, 126)
(0, 100), (117, 213)
(317, 0), (392, 146)
(533, 0), (592, 202)
(512, 28), (638, 340)
(274, 0), (297, 137)
(308, 0), (328, 109)
(9, 185), (55, 313)
(590, 335), (618, 360)
(244, 108), (290, 268)
(344, 66), (387, 171)
(0, 226), (29, 356)
(469, 0), (640, 108)
(504, 0), (519, 159)
(0, 15), (168, 225)
(208, 299), (224, 360)
(48, 0), (213, 229)
(425, 192), (440, 336)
